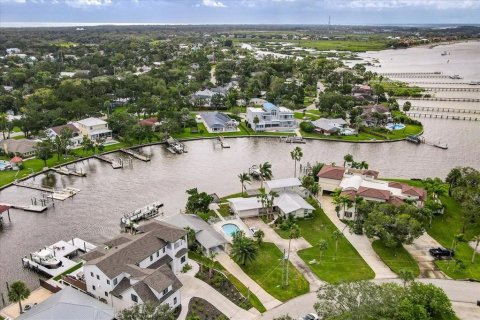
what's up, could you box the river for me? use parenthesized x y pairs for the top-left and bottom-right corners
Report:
(0, 41), (479, 297)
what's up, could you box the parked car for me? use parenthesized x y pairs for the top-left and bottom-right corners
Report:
(298, 313), (319, 320)
(429, 247), (454, 259)
(249, 227), (259, 235)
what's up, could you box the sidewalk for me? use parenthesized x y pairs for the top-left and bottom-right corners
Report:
(216, 252), (282, 310)
(319, 196), (397, 279)
(243, 218), (324, 292)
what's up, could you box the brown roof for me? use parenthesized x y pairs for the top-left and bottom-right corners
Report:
(139, 118), (158, 126)
(80, 250), (106, 262)
(49, 123), (79, 135)
(0, 205), (10, 214)
(388, 196), (405, 207)
(361, 105), (389, 115)
(318, 165), (346, 180)
(357, 186), (391, 201)
(362, 170), (380, 179)
(388, 182), (426, 200)
(104, 236), (132, 248)
(340, 189), (356, 201)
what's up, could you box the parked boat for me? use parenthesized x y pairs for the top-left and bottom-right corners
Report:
(249, 165), (262, 178)
(406, 135), (421, 144)
(31, 249), (62, 269)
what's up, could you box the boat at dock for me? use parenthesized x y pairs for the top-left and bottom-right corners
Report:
(281, 136), (306, 144)
(121, 201), (164, 226)
(31, 249), (62, 269)
(406, 135), (421, 144)
(166, 137), (186, 154)
(249, 165), (262, 178)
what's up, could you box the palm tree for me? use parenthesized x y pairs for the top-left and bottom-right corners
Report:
(254, 229), (265, 246)
(471, 235), (480, 263)
(8, 281), (30, 314)
(184, 227), (196, 249)
(399, 269), (415, 288)
(205, 251), (218, 280)
(343, 154), (353, 167)
(259, 162), (273, 189)
(230, 232), (258, 265)
(0, 113), (7, 140)
(318, 239), (328, 262)
(238, 172), (251, 196)
(445, 168), (462, 196)
(353, 196), (364, 220)
(359, 161), (369, 170)
(332, 230), (343, 260)
(424, 177), (447, 199)
(266, 191), (279, 219)
(257, 190), (268, 216)
(290, 146), (303, 178)
(286, 224), (300, 286)
(81, 136), (95, 155)
(35, 140), (53, 167)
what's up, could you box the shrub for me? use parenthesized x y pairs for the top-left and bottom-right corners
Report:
(300, 121), (315, 133)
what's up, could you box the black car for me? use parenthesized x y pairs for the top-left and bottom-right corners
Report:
(429, 247), (454, 259)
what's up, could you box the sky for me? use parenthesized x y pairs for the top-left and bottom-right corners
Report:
(0, 0), (479, 26)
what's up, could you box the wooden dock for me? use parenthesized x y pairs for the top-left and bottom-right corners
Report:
(422, 87), (480, 92)
(379, 72), (452, 79)
(120, 148), (151, 162)
(400, 97), (480, 102)
(407, 113), (479, 121)
(280, 136), (306, 144)
(14, 181), (57, 193)
(216, 136), (230, 148)
(410, 106), (480, 114)
(52, 167), (86, 177)
(94, 154), (123, 169)
(13, 181), (80, 200)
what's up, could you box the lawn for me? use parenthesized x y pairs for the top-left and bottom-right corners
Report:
(372, 240), (420, 277)
(294, 39), (390, 52)
(239, 242), (309, 301)
(188, 251), (266, 313)
(277, 199), (374, 283)
(218, 203), (232, 217)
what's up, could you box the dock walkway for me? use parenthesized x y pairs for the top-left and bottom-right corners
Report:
(94, 154), (123, 169)
(120, 148), (151, 162)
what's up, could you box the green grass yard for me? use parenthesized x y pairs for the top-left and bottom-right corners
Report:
(276, 199), (374, 283)
(372, 240), (420, 277)
(238, 242), (309, 301)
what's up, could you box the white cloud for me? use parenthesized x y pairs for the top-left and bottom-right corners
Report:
(65, 0), (112, 7)
(326, 0), (480, 10)
(202, 0), (226, 7)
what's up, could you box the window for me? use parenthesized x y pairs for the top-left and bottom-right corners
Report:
(106, 280), (110, 285)
(96, 275), (100, 280)
(174, 297), (177, 305)
(105, 291), (108, 297)
(131, 294), (138, 303)
(92, 285), (96, 291)
(162, 288), (168, 295)
(113, 278), (117, 286)
(163, 247), (166, 253)
(90, 272), (94, 277)
(345, 211), (353, 218)
(150, 255), (153, 261)
(156, 251), (159, 257)
(181, 256), (186, 263)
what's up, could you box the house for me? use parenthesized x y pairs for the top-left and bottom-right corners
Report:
(6, 48), (21, 55)
(45, 123), (82, 147)
(246, 102), (295, 132)
(191, 89), (224, 107)
(0, 139), (37, 157)
(228, 192), (314, 218)
(317, 165), (346, 193)
(265, 178), (306, 197)
(361, 105), (392, 126)
(352, 85), (373, 96)
(10, 156), (23, 169)
(75, 118), (112, 142)
(17, 287), (114, 320)
(311, 118), (353, 135)
(199, 112), (238, 133)
(139, 117), (160, 130)
(164, 214), (227, 256)
(81, 220), (187, 312)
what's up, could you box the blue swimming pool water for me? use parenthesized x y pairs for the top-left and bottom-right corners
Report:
(0, 161), (10, 170)
(386, 123), (406, 130)
(222, 223), (240, 236)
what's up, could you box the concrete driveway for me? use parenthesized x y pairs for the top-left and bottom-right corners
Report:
(403, 233), (448, 279)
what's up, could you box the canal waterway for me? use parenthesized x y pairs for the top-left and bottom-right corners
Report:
(0, 41), (479, 297)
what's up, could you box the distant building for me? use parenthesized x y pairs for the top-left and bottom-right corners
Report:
(311, 118), (351, 135)
(0, 139), (37, 157)
(246, 102), (295, 132)
(75, 117), (112, 142)
(199, 112), (238, 133)
(6, 48), (21, 55)
(81, 221), (187, 312)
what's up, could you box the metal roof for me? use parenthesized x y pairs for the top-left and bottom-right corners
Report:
(265, 178), (301, 189)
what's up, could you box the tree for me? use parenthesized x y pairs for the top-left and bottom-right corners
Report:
(238, 172), (252, 196)
(290, 146), (303, 178)
(8, 281), (30, 314)
(423, 177), (447, 199)
(286, 224), (300, 286)
(184, 226), (196, 250)
(403, 101), (412, 112)
(343, 153), (353, 167)
(445, 167), (462, 196)
(253, 115), (260, 128)
(332, 230), (343, 260)
(230, 231), (258, 265)
(399, 269), (416, 288)
(185, 188), (214, 215)
(81, 135), (95, 155)
(53, 127), (73, 160)
(205, 251), (218, 280)
(117, 302), (175, 320)
(254, 229), (265, 246)
(35, 139), (53, 167)
(259, 161), (273, 189)
(210, 93), (225, 110)
(318, 239), (328, 262)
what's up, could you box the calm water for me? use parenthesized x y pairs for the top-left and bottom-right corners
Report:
(1, 42), (480, 297)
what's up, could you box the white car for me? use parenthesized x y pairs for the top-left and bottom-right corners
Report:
(298, 313), (319, 320)
(249, 227), (259, 235)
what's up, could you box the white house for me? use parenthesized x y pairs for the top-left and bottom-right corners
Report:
(75, 117), (112, 142)
(200, 112), (239, 133)
(246, 102), (295, 132)
(265, 177), (307, 197)
(81, 221), (188, 312)
(45, 123), (82, 147)
(6, 48), (21, 55)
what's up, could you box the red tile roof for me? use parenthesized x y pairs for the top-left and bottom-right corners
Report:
(357, 186), (391, 201)
(362, 170), (380, 179)
(388, 196), (405, 207)
(318, 165), (346, 180)
(139, 118), (158, 126)
(10, 156), (23, 163)
(388, 182), (426, 200)
(340, 189), (357, 201)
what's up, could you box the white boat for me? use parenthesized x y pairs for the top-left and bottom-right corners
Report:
(31, 249), (62, 269)
(249, 165), (262, 178)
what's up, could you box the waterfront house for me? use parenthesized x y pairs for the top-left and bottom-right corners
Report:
(164, 213), (227, 256)
(199, 112), (239, 133)
(75, 117), (112, 142)
(10, 156), (23, 169)
(45, 123), (82, 147)
(81, 221), (187, 312)
(311, 118), (352, 135)
(246, 102), (295, 132)
(0, 138), (37, 158)
(361, 105), (392, 126)
(17, 287), (114, 320)
(265, 178), (306, 197)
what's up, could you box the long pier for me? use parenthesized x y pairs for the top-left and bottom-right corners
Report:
(13, 181), (57, 193)
(399, 97), (480, 102)
(120, 148), (151, 162)
(410, 106), (480, 114)
(406, 113), (479, 121)
(379, 72), (452, 79)
(215, 136), (230, 148)
(387, 81), (477, 85)
(422, 87), (480, 92)
(93, 154), (123, 169)
(52, 167), (86, 177)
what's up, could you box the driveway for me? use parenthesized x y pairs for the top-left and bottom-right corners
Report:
(403, 233), (448, 279)
(243, 218), (324, 292)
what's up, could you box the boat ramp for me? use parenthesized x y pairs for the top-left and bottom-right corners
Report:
(120, 201), (164, 226)
(120, 148), (151, 162)
(166, 137), (186, 154)
(22, 238), (97, 278)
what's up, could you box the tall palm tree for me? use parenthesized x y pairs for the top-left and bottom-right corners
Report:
(286, 224), (300, 286)
(8, 281), (30, 314)
(259, 162), (273, 189)
(266, 191), (279, 219)
(332, 230), (343, 260)
(184, 227), (196, 249)
(290, 146), (303, 178)
(230, 232), (258, 266)
(238, 172), (251, 196)
(318, 239), (328, 263)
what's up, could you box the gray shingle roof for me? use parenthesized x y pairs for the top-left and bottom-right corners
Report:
(200, 112), (233, 129)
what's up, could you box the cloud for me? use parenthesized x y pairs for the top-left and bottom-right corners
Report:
(0, 0), (113, 5)
(326, 0), (480, 10)
(202, 0), (226, 7)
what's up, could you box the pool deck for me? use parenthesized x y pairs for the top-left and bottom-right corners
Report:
(212, 215), (253, 242)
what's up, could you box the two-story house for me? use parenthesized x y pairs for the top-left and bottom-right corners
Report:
(246, 102), (295, 132)
(81, 221), (188, 312)
(45, 123), (83, 148)
(75, 117), (112, 142)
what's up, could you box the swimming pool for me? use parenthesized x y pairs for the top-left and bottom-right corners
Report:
(386, 123), (406, 131)
(222, 223), (240, 236)
(0, 160), (11, 171)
